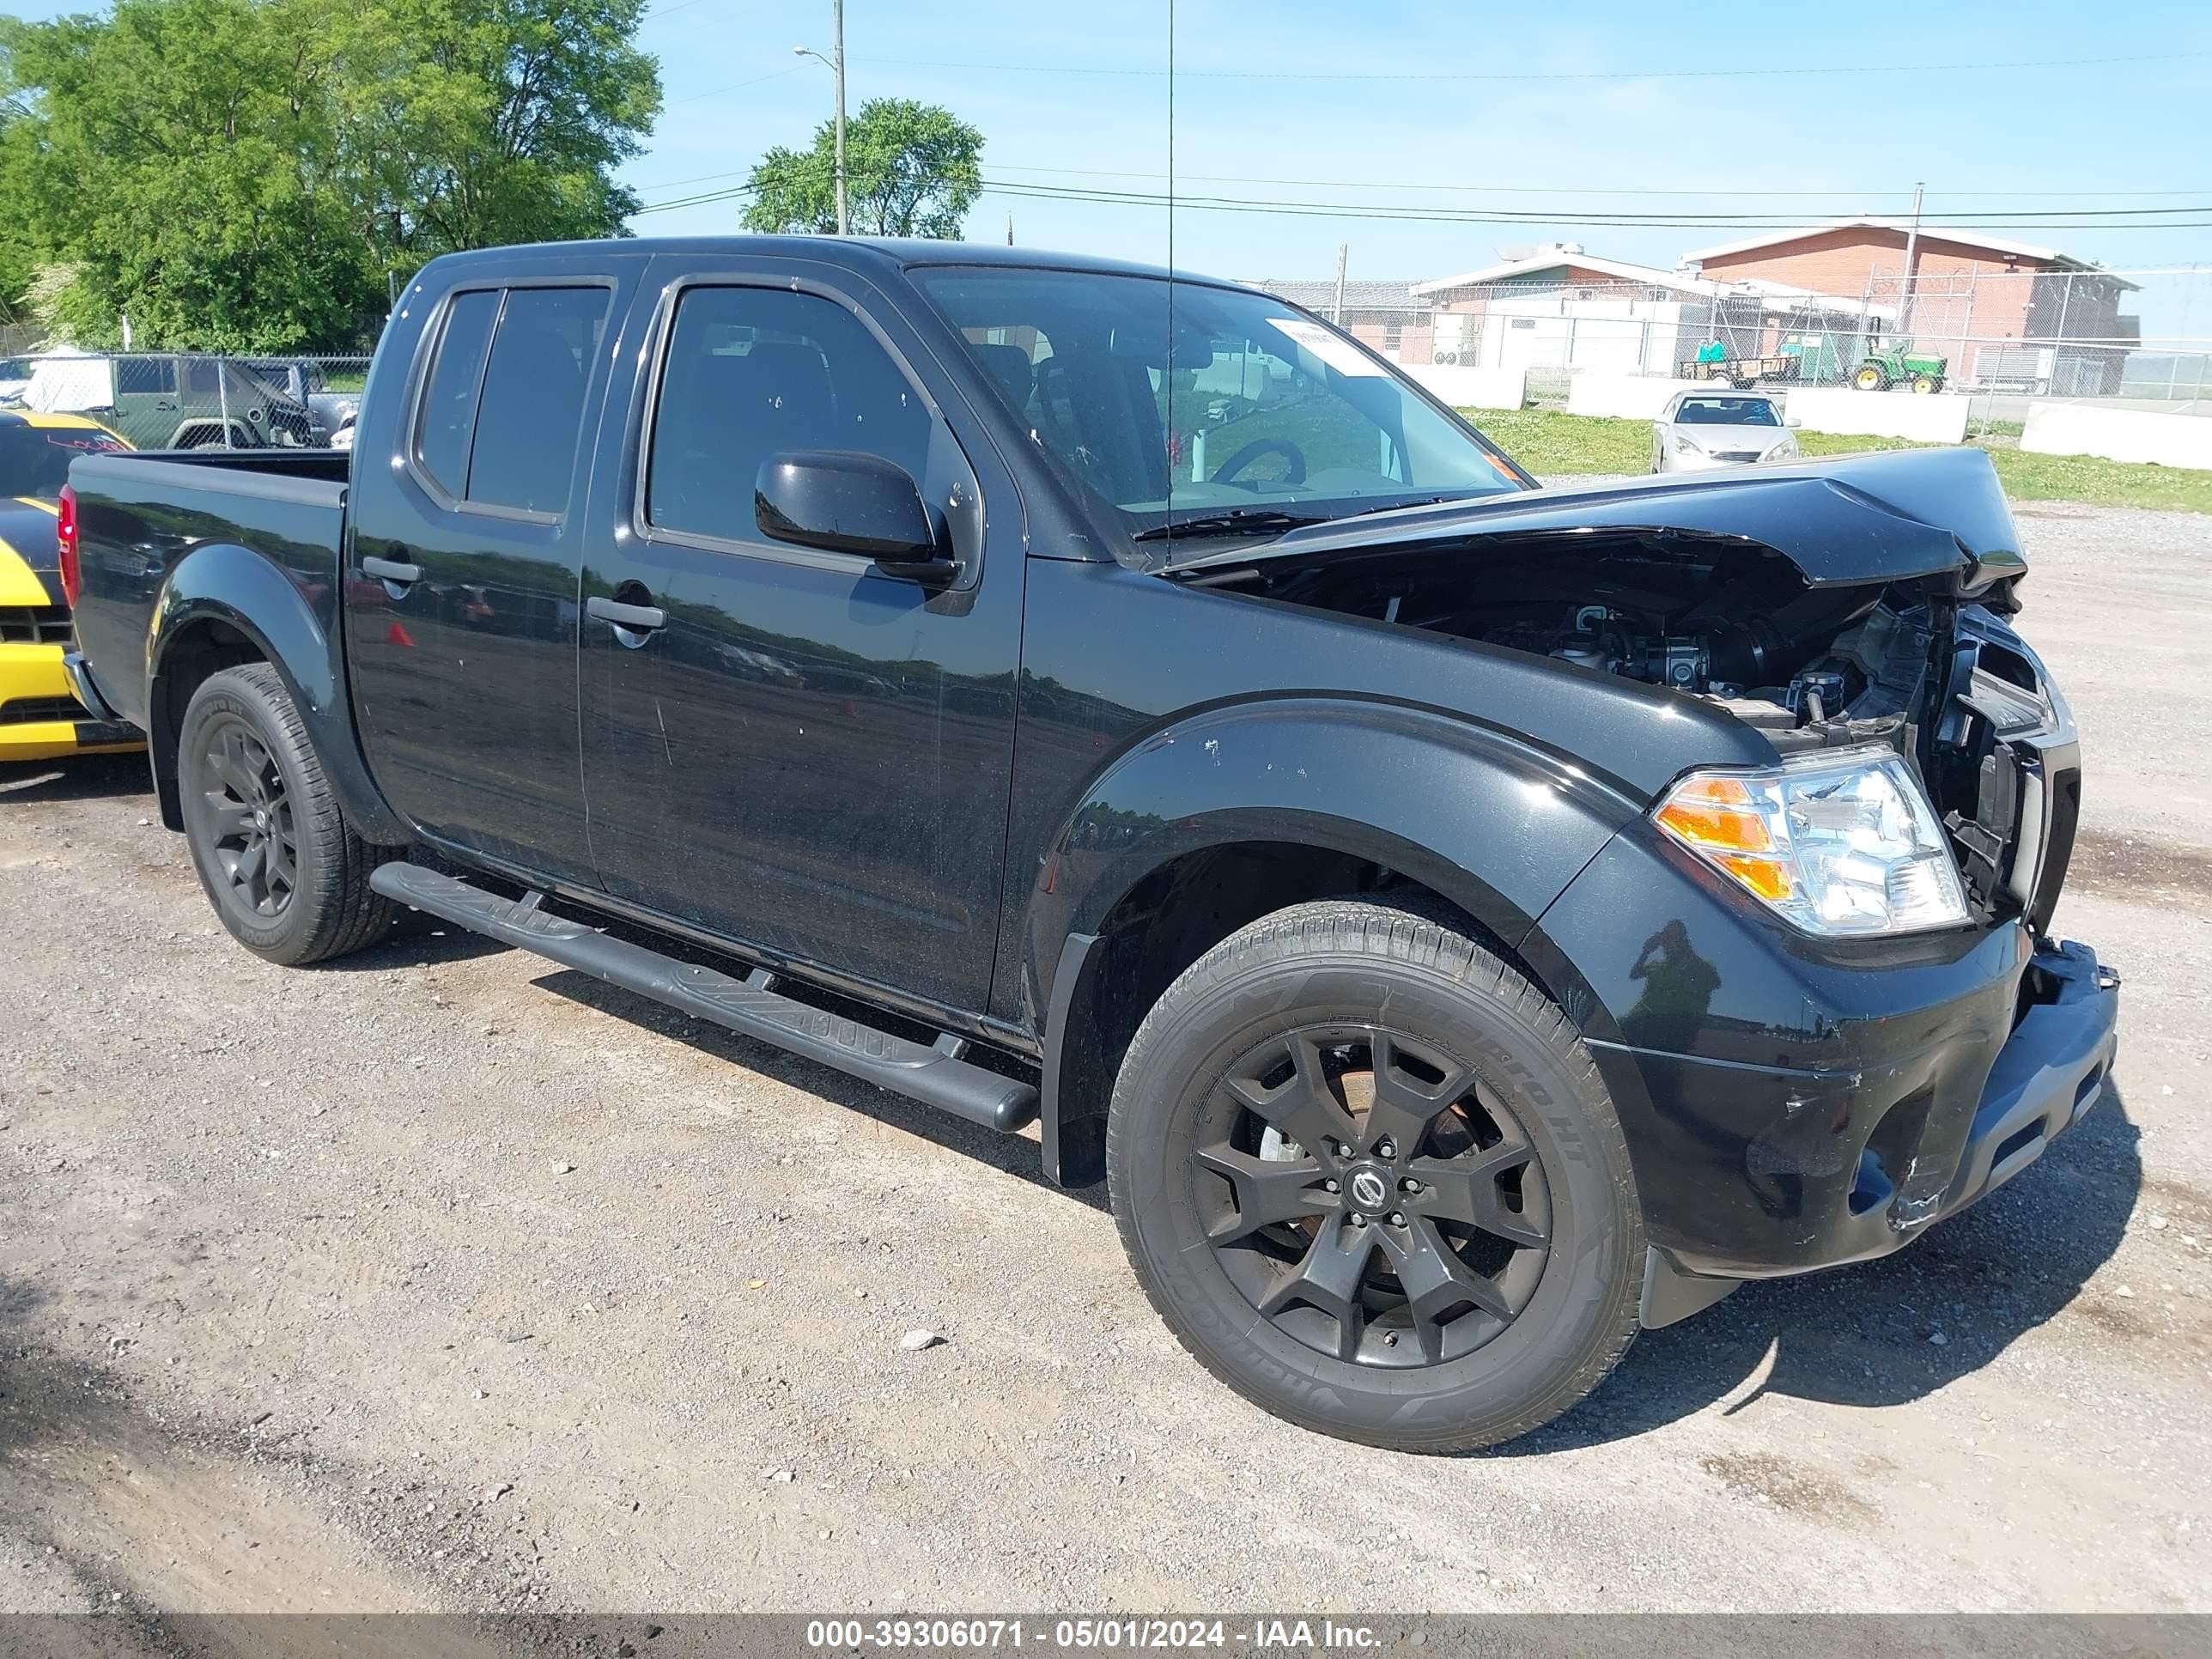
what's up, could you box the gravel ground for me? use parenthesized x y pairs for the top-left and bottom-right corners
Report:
(2, 500), (2209, 1633)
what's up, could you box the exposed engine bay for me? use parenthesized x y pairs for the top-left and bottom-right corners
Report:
(1182, 526), (2069, 927)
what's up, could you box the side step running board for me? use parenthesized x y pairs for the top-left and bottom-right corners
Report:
(369, 864), (1039, 1134)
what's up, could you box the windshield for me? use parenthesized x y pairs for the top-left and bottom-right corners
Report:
(914, 267), (1528, 540)
(0, 423), (127, 501)
(1674, 396), (1781, 427)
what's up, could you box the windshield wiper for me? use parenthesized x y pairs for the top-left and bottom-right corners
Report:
(1131, 507), (1334, 543)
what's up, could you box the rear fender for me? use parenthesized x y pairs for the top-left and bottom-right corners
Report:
(148, 542), (407, 844)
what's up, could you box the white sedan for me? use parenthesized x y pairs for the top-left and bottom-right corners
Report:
(1651, 390), (1801, 473)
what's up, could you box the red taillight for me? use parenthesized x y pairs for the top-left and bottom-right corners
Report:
(57, 483), (81, 608)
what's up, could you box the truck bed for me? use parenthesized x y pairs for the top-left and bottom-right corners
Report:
(66, 448), (351, 735)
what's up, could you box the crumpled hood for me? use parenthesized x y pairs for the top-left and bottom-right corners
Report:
(0, 495), (63, 605)
(1173, 444), (2025, 592)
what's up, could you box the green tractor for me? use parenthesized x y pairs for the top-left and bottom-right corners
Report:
(1851, 339), (1948, 394)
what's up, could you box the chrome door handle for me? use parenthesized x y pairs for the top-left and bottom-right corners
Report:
(362, 556), (423, 585)
(586, 595), (667, 635)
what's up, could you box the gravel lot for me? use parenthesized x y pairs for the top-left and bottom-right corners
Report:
(3, 499), (2209, 1632)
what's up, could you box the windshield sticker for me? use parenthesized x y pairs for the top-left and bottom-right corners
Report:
(1269, 319), (1386, 377)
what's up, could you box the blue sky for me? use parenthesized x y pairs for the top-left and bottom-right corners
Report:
(627, 0), (2212, 313)
(7, 0), (2208, 331)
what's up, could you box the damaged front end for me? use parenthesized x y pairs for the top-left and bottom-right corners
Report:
(1168, 446), (2077, 935)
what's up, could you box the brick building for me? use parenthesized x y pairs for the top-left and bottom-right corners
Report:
(1680, 219), (2138, 392)
(1249, 277), (1432, 364)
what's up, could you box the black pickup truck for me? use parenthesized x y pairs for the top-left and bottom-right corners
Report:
(61, 237), (2118, 1452)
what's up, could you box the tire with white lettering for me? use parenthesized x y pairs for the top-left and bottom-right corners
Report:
(1107, 898), (1643, 1452)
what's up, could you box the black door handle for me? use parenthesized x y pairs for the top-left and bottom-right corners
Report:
(362, 556), (423, 586)
(586, 594), (667, 634)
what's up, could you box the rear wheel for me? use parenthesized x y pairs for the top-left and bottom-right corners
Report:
(1107, 899), (1644, 1452)
(178, 664), (398, 965)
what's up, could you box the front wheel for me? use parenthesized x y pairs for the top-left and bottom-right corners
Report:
(1107, 899), (1644, 1452)
(177, 664), (398, 965)
(1853, 365), (1887, 391)
(1910, 374), (1941, 395)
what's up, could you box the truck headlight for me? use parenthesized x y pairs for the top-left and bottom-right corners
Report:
(1653, 745), (1969, 935)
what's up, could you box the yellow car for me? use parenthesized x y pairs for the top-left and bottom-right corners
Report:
(0, 409), (142, 763)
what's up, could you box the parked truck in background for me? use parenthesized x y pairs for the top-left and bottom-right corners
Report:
(26, 352), (316, 450)
(60, 236), (2118, 1451)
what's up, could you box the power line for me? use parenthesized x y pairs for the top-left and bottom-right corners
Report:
(982, 162), (2212, 202)
(629, 174), (2212, 229)
(668, 63), (805, 106)
(970, 178), (2212, 230)
(632, 183), (758, 215)
(847, 46), (2208, 85)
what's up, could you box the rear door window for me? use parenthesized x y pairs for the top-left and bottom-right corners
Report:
(467, 288), (611, 514)
(413, 285), (610, 514)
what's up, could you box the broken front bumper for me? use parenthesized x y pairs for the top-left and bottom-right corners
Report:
(1532, 812), (2123, 1326)
(1638, 938), (2119, 1326)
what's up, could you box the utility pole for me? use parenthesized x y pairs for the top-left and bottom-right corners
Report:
(1897, 180), (1925, 344)
(794, 3), (849, 236)
(832, 0), (848, 237)
(1332, 243), (1348, 325)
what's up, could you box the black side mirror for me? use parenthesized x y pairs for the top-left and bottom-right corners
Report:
(754, 451), (951, 580)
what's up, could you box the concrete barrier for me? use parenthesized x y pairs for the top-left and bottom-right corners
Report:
(2020, 404), (2212, 470)
(1781, 387), (1971, 444)
(1566, 374), (1703, 421)
(1406, 363), (1526, 411)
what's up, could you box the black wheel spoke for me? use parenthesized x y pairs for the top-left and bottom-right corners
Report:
(1259, 1217), (1376, 1361)
(1364, 1030), (1473, 1154)
(1407, 1144), (1548, 1246)
(210, 732), (255, 799)
(1224, 1034), (1358, 1160)
(1377, 1217), (1512, 1359)
(203, 794), (255, 840)
(1195, 1144), (1333, 1243)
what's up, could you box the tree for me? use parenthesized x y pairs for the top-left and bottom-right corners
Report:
(0, 0), (660, 351)
(337, 0), (660, 263)
(743, 98), (981, 239)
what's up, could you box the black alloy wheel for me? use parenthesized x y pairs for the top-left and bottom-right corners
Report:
(1200, 1023), (1550, 1368)
(1108, 898), (1644, 1451)
(191, 714), (300, 921)
(176, 663), (398, 965)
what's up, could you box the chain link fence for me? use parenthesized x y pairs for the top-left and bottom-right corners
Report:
(0, 350), (373, 449)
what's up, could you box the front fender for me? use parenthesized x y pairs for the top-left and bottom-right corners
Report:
(1024, 695), (1640, 1024)
(148, 543), (407, 844)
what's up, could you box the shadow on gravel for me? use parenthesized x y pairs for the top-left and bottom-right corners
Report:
(312, 907), (514, 969)
(531, 967), (1111, 1212)
(0, 753), (151, 805)
(1504, 1081), (2145, 1454)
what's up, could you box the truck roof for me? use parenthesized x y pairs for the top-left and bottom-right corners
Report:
(418, 235), (1246, 293)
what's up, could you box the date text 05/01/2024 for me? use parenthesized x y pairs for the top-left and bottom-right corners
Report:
(803, 1618), (1383, 1650)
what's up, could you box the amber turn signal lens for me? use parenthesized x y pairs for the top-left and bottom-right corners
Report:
(1653, 775), (1773, 855)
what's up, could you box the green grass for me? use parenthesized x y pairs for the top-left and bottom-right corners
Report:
(1461, 406), (2212, 514)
